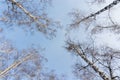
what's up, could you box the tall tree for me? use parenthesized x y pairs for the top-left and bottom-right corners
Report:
(66, 0), (120, 80)
(0, 0), (62, 80)
(1, 0), (60, 38)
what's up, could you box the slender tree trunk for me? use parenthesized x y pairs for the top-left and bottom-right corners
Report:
(77, 0), (120, 23)
(67, 42), (109, 80)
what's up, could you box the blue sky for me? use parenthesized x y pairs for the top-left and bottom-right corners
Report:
(0, 0), (86, 79)
(0, 0), (103, 80)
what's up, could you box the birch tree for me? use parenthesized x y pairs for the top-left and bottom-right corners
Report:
(1, 0), (60, 38)
(0, 0), (62, 80)
(66, 0), (120, 80)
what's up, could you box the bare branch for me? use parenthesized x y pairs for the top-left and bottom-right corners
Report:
(0, 53), (34, 78)
(74, 0), (120, 25)
(8, 0), (46, 28)
(66, 42), (109, 80)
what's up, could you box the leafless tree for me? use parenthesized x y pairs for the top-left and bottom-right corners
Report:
(1, 0), (61, 38)
(66, 0), (120, 80)
(0, 0), (63, 80)
(0, 38), (64, 80)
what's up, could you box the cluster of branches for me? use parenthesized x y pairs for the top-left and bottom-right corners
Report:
(0, 0), (63, 80)
(1, 0), (61, 38)
(66, 41), (120, 80)
(1, 0), (120, 80)
(66, 0), (120, 80)
(0, 38), (65, 80)
(70, 0), (120, 28)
